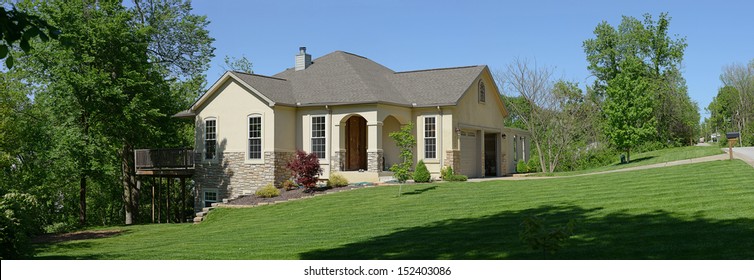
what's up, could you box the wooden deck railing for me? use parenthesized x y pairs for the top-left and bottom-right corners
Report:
(135, 148), (194, 170)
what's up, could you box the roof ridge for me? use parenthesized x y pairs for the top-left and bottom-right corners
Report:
(395, 65), (483, 74)
(231, 71), (288, 81)
(333, 50), (370, 60)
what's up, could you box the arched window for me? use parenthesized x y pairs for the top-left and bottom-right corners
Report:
(478, 80), (486, 103)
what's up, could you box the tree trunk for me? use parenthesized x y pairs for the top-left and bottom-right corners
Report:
(79, 174), (86, 226)
(626, 148), (631, 163)
(122, 144), (139, 225)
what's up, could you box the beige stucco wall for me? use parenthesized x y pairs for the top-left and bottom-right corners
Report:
(194, 79), (275, 163)
(448, 70), (509, 177)
(454, 71), (507, 133)
(274, 105), (297, 152)
(412, 107), (453, 178)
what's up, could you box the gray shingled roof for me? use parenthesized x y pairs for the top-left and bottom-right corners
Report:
(225, 51), (486, 107)
(231, 71), (296, 105)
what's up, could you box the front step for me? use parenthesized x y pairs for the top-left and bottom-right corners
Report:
(193, 206), (214, 224)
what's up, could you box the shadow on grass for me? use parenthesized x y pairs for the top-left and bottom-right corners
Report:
(300, 205), (754, 260)
(31, 241), (118, 260)
(402, 186), (438, 196)
(615, 155), (656, 166)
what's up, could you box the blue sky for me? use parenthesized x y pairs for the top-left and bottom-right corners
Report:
(192, 0), (753, 120)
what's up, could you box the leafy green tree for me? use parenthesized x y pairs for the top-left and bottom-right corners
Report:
(719, 60), (754, 146)
(584, 13), (694, 147)
(707, 86), (740, 143)
(13, 0), (214, 226)
(0, 4), (60, 68)
(389, 122), (415, 186)
(603, 57), (656, 162)
(222, 55), (253, 74)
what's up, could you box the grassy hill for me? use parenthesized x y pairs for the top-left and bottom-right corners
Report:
(536, 145), (724, 176)
(34, 159), (754, 259)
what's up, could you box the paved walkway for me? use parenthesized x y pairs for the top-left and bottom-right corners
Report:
(469, 149), (754, 182)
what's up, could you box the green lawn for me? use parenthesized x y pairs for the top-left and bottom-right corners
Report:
(34, 159), (754, 260)
(537, 145), (724, 176)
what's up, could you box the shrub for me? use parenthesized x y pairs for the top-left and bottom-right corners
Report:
(1, 193), (40, 259)
(516, 160), (529, 173)
(281, 179), (297, 191)
(328, 173), (349, 188)
(287, 150), (322, 190)
(44, 222), (76, 234)
(255, 184), (280, 198)
(441, 166), (467, 181)
(413, 160), (431, 183)
(527, 157), (540, 173)
(449, 174), (468, 181)
(441, 166), (454, 180)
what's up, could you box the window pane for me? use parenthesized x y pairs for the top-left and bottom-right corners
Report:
(425, 138), (436, 159)
(424, 117), (436, 158)
(248, 139), (261, 159)
(311, 116), (326, 159)
(248, 116), (262, 159)
(205, 119), (216, 160)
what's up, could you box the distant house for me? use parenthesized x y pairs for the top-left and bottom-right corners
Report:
(174, 48), (530, 209)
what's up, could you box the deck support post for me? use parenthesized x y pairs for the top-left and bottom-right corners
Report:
(180, 177), (186, 223)
(151, 177), (155, 223)
(167, 177), (171, 223)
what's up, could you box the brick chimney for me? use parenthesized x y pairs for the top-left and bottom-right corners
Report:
(295, 47), (311, 71)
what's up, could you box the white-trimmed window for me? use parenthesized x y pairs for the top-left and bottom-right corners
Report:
(248, 115), (262, 160)
(478, 80), (486, 103)
(424, 116), (436, 159)
(203, 189), (218, 207)
(513, 135), (518, 161)
(204, 118), (217, 160)
(311, 115), (326, 159)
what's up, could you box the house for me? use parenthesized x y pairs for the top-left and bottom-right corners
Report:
(176, 48), (530, 209)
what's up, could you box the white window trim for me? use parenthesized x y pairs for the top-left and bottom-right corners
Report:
(310, 114), (328, 161)
(513, 135), (518, 162)
(423, 116), (438, 160)
(246, 113), (264, 164)
(203, 117), (218, 163)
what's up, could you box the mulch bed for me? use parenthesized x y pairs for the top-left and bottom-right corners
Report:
(225, 184), (374, 206)
(32, 229), (124, 243)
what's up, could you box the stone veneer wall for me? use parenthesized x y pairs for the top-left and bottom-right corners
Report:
(193, 151), (294, 212)
(367, 150), (383, 172)
(332, 150), (345, 172)
(445, 149), (461, 174)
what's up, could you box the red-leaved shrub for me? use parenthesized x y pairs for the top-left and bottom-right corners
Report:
(286, 150), (322, 190)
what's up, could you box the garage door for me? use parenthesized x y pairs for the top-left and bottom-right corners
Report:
(460, 132), (479, 177)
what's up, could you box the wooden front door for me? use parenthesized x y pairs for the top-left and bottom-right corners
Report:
(345, 116), (367, 171)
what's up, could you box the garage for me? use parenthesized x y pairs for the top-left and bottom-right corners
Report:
(459, 131), (479, 177)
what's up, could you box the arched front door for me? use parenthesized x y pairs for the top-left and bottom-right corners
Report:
(345, 115), (367, 171)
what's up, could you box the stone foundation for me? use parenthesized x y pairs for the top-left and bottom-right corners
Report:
(332, 150), (345, 172)
(193, 151), (294, 212)
(367, 150), (383, 172)
(445, 149), (461, 174)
